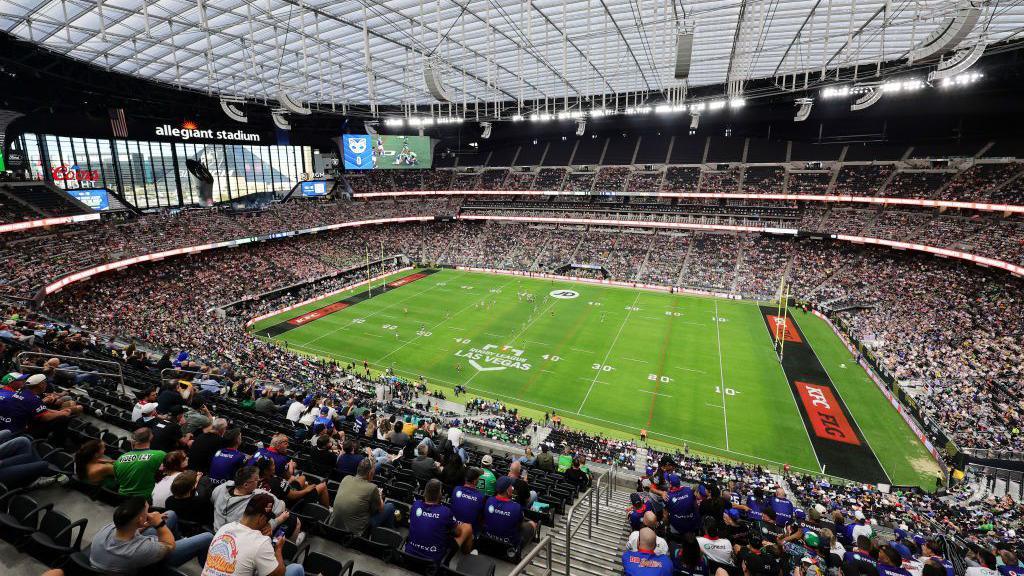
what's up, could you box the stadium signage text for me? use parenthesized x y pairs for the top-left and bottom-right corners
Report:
(154, 124), (261, 142)
(51, 165), (99, 181)
(795, 381), (860, 445)
(455, 343), (531, 372)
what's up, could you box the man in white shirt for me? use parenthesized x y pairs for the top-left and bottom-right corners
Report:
(284, 394), (305, 423)
(851, 510), (873, 542)
(203, 493), (304, 576)
(696, 520), (734, 567)
(626, 511), (668, 556)
(964, 549), (998, 576)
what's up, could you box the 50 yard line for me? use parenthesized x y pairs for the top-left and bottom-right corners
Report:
(576, 292), (641, 415)
(714, 300), (730, 450)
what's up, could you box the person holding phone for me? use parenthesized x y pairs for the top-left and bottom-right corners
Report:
(203, 493), (304, 576)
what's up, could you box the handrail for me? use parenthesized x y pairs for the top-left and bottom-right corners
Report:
(563, 467), (611, 576)
(508, 535), (554, 576)
(159, 368), (281, 391)
(15, 351), (125, 394)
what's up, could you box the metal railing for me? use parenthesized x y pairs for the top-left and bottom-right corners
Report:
(508, 535), (555, 576)
(562, 466), (614, 576)
(15, 351), (126, 394)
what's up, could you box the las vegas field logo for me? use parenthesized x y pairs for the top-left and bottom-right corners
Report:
(549, 289), (579, 299)
(455, 343), (532, 372)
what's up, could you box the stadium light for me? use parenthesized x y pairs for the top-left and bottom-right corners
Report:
(511, 114), (524, 122)
(384, 118), (405, 127)
(688, 102), (706, 112)
(625, 106), (653, 115)
(881, 79), (925, 93)
(821, 86), (851, 99)
(729, 97), (746, 108)
(589, 108), (611, 117)
(707, 100), (727, 111)
(940, 72), (983, 88)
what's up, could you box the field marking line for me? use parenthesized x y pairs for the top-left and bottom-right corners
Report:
(576, 292), (641, 415)
(362, 333), (384, 338)
(275, 337), (827, 477)
(524, 339), (552, 346)
(569, 347), (594, 354)
(674, 366), (708, 374)
(705, 403), (724, 408)
(751, 306), (825, 474)
(800, 323), (894, 484)
(639, 390), (673, 397)
(714, 300), (730, 451)
(638, 315), (666, 321)
(484, 332), (506, 338)
(541, 369), (556, 374)
(296, 270), (466, 348)
(624, 357), (650, 364)
(375, 276), (519, 364)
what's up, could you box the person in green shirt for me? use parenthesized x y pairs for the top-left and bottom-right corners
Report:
(114, 427), (167, 497)
(477, 454), (497, 496)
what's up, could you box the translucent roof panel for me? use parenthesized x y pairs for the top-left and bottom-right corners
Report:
(3, 0), (1022, 106)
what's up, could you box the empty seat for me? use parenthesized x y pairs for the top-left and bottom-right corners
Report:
(26, 509), (87, 565)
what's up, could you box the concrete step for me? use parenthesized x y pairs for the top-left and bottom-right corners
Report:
(526, 552), (622, 576)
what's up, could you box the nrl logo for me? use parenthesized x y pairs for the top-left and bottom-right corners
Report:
(347, 137), (367, 153)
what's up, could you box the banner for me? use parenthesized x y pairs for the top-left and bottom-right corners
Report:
(342, 134), (432, 170)
(66, 188), (110, 211)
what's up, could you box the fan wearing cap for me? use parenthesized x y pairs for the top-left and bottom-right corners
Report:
(477, 454), (497, 496)
(629, 492), (654, 532)
(849, 510), (874, 542)
(482, 475), (537, 553)
(876, 544), (914, 576)
(0, 372), (80, 436)
(623, 527), (673, 576)
(204, 492), (305, 576)
(664, 474), (699, 536)
(647, 454), (676, 505)
(0, 372), (28, 399)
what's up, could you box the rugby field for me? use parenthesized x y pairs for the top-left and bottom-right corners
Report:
(250, 268), (940, 488)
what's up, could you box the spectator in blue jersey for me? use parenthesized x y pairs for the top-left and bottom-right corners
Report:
(622, 527), (674, 576)
(627, 511), (669, 556)
(0, 373), (80, 436)
(353, 411), (368, 436)
(770, 487), (795, 526)
(312, 406), (334, 434)
(998, 550), (1024, 576)
(246, 434), (293, 477)
(405, 479), (474, 564)
(482, 476), (536, 555)
(842, 535), (879, 576)
(0, 372), (28, 399)
(336, 439), (364, 476)
(665, 474), (699, 535)
(450, 468), (487, 531)
(875, 544), (912, 576)
(208, 429), (247, 484)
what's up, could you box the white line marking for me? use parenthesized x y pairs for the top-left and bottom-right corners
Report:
(714, 300), (730, 450)
(639, 390), (673, 397)
(624, 357), (650, 364)
(541, 369), (556, 374)
(675, 366), (708, 374)
(577, 292), (641, 414)
(363, 333), (383, 338)
(705, 403), (723, 408)
(570, 347), (594, 353)
(376, 277), (518, 364)
(524, 339), (552, 346)
(296, 271), (460, 348)
(275, 338), (827, 477)
(484, 332), (506, 338)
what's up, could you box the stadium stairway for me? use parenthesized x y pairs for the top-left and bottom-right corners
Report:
(520, 482), (632, 576)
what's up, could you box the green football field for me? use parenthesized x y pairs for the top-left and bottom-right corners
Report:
(251, 268), (941, 488)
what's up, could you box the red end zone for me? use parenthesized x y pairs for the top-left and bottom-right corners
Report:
(288, 301), (350, 326)
(387, 273), (427, 288)
(767, 315), (802, 343)
(795, 381), (861, 445)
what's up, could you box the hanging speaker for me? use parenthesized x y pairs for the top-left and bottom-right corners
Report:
(185, 159), (215, 206)
(908, 1), (981, 63)
(424, 65), (453, 102)
(674, 32), (694, 80)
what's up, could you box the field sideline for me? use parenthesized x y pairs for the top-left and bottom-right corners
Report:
(250, 268), (940, 488)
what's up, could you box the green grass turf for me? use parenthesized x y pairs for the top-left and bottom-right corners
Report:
(251, 268), (939, 488)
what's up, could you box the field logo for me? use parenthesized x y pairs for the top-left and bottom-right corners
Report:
(795, 381), (861, 446)
(549, 289), (579, 300)
(455, 343), (531, 372)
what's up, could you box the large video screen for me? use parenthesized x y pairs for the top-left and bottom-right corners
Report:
(300, 180), (330, 196)
(342, 134), (432, 170)
(67, 188), (111, 211)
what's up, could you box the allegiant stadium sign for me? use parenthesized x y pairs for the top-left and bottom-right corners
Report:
(155, 124), (261, 142)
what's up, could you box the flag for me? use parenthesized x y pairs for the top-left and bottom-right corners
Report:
(109, 108), (128, 138)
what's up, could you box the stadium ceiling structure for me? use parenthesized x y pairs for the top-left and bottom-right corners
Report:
(2, 0), (1023, 118)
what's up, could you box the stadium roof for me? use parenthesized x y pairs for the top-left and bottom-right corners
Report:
(2, 0), (1022, 111)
